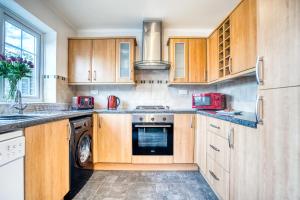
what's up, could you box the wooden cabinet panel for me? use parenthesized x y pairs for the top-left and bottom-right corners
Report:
(174, 114), (195, 163)
(116, 39), (135, 83)
(207, 30), (219, 82)
(207, 117), (230, 139)
(68, 39), (92, 83)
(25, 120), (69, 200)
(230, 0), (257, 74)
(229, 124), (261, 200)
(258, 87), (300, 200)
(195, 115), (207, 175)
(257, 0), (300, 89)
(92, 39), (116, 83)
(207, 131), (230, 172)
(207, 156), (230, 200)
(132, 156), (173, 164)
(169, 39), (189, 83)
(188, 39), (207, 82)
(95, 114), (132, 163)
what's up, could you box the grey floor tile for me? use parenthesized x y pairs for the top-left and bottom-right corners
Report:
(73, 171), (218, 200)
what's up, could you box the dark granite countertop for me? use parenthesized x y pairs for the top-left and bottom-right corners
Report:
(0, 108), (257, 134)
(196, 110), (257, 128)
(0, 110), (93, 134)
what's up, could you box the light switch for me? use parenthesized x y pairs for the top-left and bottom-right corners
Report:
(178, 90), (188, 95)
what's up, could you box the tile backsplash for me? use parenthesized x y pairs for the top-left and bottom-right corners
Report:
(75, 70), (258, 112)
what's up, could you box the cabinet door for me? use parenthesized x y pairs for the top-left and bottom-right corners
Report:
(257, 0), (300, 89)
(96, 114), (132, 163)
(229, 124), (261, 200)
(195, 115), (207, 174)
(25, 120), (69, 200)
(188, 39), (207, 82)
(207, 30), (219, 82)
(174, 114), (195, 163)
(92, 39), (116, 83)
(230, 0), (257, 74)
(169, 39), (189, 83)
(116, 39), (135, 83)
(258, 87), (300, 200)
(68, 39), (92, 83)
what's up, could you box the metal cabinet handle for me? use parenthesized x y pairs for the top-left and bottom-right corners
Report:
(209, 170), (220, 181)
(98, 117), (101, 129)
(67, 123), (71, 141)
(88, 70), (91, 81)
(228, 128), (234, 148)
(210, 124), (220, 129)
(209, 144), (220, 152)
(255, 56), (264, 85)
(256, 96), (263, 124)
(229, 56), (232, 73)
(190, 116), (194, 128)
(93, 70), (96, 81)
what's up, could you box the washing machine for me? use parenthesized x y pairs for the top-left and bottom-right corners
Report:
(64, 116), (93, 200)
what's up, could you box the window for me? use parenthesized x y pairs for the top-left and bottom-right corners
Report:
(0, 8), (43, 100)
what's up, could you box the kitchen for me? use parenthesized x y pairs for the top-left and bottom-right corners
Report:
(0, 0), (299, 200)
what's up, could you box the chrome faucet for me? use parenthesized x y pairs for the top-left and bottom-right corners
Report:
(14, 90), (27, 114)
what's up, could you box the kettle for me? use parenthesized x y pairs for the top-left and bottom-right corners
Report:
(107, 95), (120, 110)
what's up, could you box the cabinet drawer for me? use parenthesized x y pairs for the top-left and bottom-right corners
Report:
(207, 117), (230, 139)
(207, 131), (230, 172)
(207, 156), (229, 200)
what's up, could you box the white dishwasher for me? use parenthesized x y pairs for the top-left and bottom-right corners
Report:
(0, 130), (25, 200)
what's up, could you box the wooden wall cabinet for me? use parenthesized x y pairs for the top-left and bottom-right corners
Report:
(174, 114), (195, 163)
(230, 0), (257, 74)
(68, 38), (136, 85)
(116, 39), (135, 83)
(207, 30), (219, 82)
(92, 39), (116, 82)
(257, 0), (300, 89)
(93, 114), (132, 163)
(68, 39), (92, 83)
(25, 120), (69, 200)
(169, 38), (207, 84)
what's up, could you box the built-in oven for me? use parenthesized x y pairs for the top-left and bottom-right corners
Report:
(132, 114), (174, 155)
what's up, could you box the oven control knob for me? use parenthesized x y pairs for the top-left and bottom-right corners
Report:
(151, 117), (155, 121)
(139, 117), (143, 121)
(163, 117), (167, 121)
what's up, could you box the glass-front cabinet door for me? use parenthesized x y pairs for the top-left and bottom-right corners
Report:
(116, 39), (135, 83)
(169, 39), (189, 83)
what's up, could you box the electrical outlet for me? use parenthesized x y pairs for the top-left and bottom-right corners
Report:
(90, 90), (98, 95)
(178, 90), (188, 95)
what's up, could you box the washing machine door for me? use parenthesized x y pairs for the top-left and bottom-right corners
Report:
(76, 133), (91, 167)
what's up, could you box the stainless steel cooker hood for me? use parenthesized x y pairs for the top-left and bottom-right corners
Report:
(134, 20), (170, 70)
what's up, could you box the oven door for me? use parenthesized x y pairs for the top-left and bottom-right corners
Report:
(132, 123), (173, 155)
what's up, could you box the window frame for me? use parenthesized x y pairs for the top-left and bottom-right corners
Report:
(0, 5), (44, 102)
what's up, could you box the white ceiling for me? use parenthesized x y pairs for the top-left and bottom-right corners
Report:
(41, 0), (240, 31)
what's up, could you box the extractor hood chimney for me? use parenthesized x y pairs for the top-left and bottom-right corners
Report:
(134, 20), (170, 70)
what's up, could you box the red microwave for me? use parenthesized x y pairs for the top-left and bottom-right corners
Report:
(192, 93), (226, 110)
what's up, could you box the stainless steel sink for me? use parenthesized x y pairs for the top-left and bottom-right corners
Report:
(0, 115), (39, 120)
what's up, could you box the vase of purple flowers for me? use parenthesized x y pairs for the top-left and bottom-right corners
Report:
(0, 54), (34, 100)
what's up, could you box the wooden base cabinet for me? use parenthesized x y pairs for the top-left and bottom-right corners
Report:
(93, 114), (132, 163)
(258, 87), (300, 200)
(25, 120), (69, 200)
(229, 124), (261, 200)
(174, 114), (195, 163)
(195, 115), (207, 174)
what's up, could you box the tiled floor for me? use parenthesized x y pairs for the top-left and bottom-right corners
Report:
(73, 171), (218, 200)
